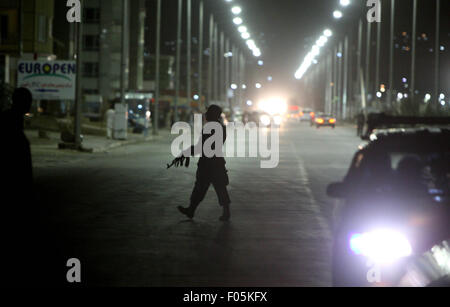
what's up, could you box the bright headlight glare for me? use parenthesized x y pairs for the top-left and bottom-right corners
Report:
(350, 229), (412, 263)
(260, 115), (271, 126)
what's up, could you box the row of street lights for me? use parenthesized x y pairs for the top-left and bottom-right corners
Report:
(153, 0), (263, 135)
(295, 0), (443, 119)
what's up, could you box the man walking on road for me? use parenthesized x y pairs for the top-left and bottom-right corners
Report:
(173, 105), (231, 222)
(356, 111), (365, 137)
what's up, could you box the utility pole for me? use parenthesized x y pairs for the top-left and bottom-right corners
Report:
(220, 32), (225, 103)
(337, 41), (343, 118)
(207, 14), (213, 107)
(387, 0), (395, 110)
(375, 8), (382, 103)
(225, 38), (231, 114)
(365, 21), (372, 103)
(74, 20), (83, 147)
(198, 0), (203, 110)
(153, 0), (161, 135)
(434, 0), (440, 112)
(410, 0), (417, 103)
(357, 19), (363, 112)
(332, 45), (338, 116)
(213, 23), (219, 103)
(174, 0), (182, 122)
(343, 36), (349, 120)
(186, 0), (192, 117)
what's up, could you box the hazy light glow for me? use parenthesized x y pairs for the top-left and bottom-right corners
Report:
(333, 10), (343, 19)
(238, 26), (247, 33)
(233, 17), (243, 25)
(258, 97), (288, 115)
(231, 6), (242, 15)
(241, 32), (250, 39)
(340, 0), (351, 7)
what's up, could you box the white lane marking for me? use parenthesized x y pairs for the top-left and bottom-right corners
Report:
(289, 142), (331, 239)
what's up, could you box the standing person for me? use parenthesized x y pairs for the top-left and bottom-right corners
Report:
(173, 105), (231, 222)
(106, 103), (115, 139)
(356, 111), (365, 137)
(0, 88), (50, 285)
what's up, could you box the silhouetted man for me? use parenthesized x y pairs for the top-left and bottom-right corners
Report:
(176, 105), (231, 221)
(2, 88), (61, 286)
(356, 111), (365, 137)
(1, 88), (33, 196)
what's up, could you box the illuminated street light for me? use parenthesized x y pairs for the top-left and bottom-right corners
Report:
(231, 6), (242, 15)
(324, 29), (333, 37)
(238, 26), (247, 33)
(233, 17), (243, 25)
(241, 32), (250, 39)
(333, 10), (343, 19)
(255, 83), (262, 89)
(340, 0), (351, 7)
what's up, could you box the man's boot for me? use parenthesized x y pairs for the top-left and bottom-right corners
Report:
(219, 204), (231, 222)
(178, 206), (195, 219)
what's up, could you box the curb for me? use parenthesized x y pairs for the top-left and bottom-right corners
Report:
(88, 135), (163, 153)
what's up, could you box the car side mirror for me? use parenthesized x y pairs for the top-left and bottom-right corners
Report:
(327, 182), (347, 198)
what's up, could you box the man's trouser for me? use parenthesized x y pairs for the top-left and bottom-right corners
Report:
(190, 166), (231, 210)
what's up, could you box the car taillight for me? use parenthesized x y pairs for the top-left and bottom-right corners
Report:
(310, 112), (315, 117)
(329, 118), (336, 124)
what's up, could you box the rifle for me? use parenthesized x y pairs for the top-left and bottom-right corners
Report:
(167, 156), (190, 169)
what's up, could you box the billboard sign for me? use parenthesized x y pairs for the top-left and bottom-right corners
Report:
(17, 61), (76, 100)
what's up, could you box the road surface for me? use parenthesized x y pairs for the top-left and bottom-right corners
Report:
(33, 122), (362, 287)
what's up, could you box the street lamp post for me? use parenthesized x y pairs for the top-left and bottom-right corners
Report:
(332, 45), (338, 115)
(357, 19), (363, 112)
(225, 38), (231, 114)
(375, 6), (382, 103)
(337, 41), (343, 118)
(343, 36), (349, 120)
(187, 0), (192, 118)
(198, 1), (203, 110)
(434, 0), (440, 112)
(213, 23), (219, 102)
(207, 14), (214, 107)
(410, 0), (418, 103)
(174, 0), (182, 122)
(74, 20), (83, 148)
(220, 32), (225, 103)
(365, 21), (372, 103)
(387, 0), (395, 110)
(153, 0), (161, 135)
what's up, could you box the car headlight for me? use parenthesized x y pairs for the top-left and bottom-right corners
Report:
(273, 115), (282, 126)
(349, 229), (412, 263)
(260, 114), (271, 126)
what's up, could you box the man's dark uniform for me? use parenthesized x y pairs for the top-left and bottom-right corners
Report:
(178, 105), (231, 221)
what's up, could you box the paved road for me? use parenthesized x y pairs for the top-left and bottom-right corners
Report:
(33, 122), (362, 287)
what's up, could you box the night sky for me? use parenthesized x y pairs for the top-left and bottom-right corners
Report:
(146, 0), (449, 102)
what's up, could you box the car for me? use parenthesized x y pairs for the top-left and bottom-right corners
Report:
(300, 108), (315, 122)
(327, 117), (450, 287)
(286, 105), (302, 122)
(315, 113), (336, 128)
